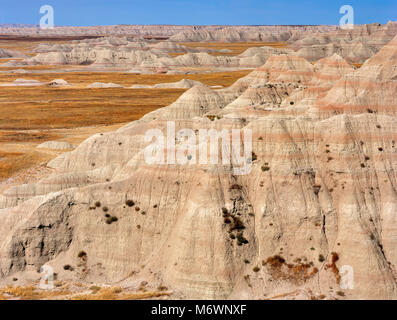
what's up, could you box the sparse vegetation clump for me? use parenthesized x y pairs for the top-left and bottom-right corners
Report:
(261, 163), (270, 172)
(236, 232), (249, 246)
(63, 264), (74, 271)
(336, 290), (345, 297)
(206, 115), (221, 121)
(106, 215), (118, 224)
(230, 216), (245, 231)
(313, 184), (321, 195)
(125, 200), (135, 207)
(229, 184), (242, 190)
(263, 255), (318, 285)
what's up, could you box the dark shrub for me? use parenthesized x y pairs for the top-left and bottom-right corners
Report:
(125, 200), (135, 207)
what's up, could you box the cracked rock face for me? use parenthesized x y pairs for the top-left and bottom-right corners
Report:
(1, 34), (397, 300)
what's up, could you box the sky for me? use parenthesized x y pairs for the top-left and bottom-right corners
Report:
(0, 0), (396, 26)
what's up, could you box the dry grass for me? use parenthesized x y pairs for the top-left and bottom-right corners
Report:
(0, 70), (250, 131)
(0, 285), (71, 300)
(0, 40), (38, 53)
(179, 41), (289, 56)
(0, 69), (251, 86)
(0, 65), (76, 71)
(0, 283), (169, 300)
(70, 287), (169, 300)
(0, 87), (184, 130)
(0, 83), (182, 179)
(0, 150), (52, 179)
(0, 131), (59, 143)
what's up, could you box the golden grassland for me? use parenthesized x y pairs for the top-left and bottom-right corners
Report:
(0, 285), (71, 300)
(0, 85), (185, 179)
(70, 287), (169, 300)
(0, 86), (185, 130)
(0, 70), (251, 130)
(0, 69), (251, 180)
(0, 40), (39, 53)
(0, 150), (53, 180)
(0, 69), (251, 86)
(0, 284), (169, 300)
(0, 64), (75, 71)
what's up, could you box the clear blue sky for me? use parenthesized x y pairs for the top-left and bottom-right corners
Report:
(0, 0), (396, 26)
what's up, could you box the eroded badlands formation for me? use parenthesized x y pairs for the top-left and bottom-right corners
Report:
(3, 22), (397, 73)
(0, 22), (397, 299)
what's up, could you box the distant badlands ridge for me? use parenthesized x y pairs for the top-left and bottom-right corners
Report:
(1, 22), (397, 73)
(0, 24), (339, 38)
(0, 22), (395, 42)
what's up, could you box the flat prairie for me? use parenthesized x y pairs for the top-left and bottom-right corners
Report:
(0, 70), (251, 86)
(0, 69), (251, 180)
